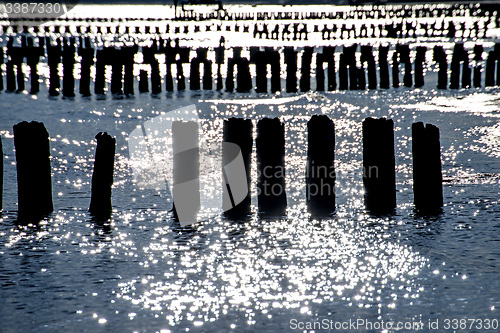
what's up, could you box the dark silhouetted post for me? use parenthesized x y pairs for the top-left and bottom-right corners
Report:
(62, 37), (76, 97)
(190, 48), (212, 91)
(284, 47), (298, 92)
(123, 45), (138, 95)
(433, 45), (448, 89)
(360, 45), (377, 89)
(450, 43), (463, 89)
(78, 37), (94, 97)
(485, 44), (499, 87)
(46, 37), (62, 96)
(473, 45), (483, 88)
(256, 118), (287, 217)
(215, 37), (225, 91)
(414, 46), (427, 88)
(316, 46), (336, 91)
(0, 47), (4, 92)
(13, 121), (53, 221)
(362, 117), (396, 213)
(110, 48), (124, 95)
(223, 118), (253, 217)
(26, 37), (42, 94)
(226, 47), (252, 93)
(300, 47), (313, 92)
(94, 48), (107, 95)
(412, 122), (443, 214)
(379, 46), (390, 89)
(139, 70), (149, 92)
(306, 115), (335, 215)
(339, 53), (348, 90)
(89, 132), (116, 219)
(172, 121), (200, 225)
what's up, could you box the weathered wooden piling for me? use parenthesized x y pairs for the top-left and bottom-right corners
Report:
(62, 38), (76, 97)
(360, 45), (377, 89)
(94, 48), (107, 95)
(110, 48), (123, 95)
(215, 37), (225, 91)
(473, 45), (483, 88)
(46, 37), (62, 96)
(299, 47), (313, 92)
(253, 47), (281, 93)
(89, 132), (116, 218)
(433, 45), (448, 89)
(306, 115), (336, 215)
(13, 121), (53, 221)
(190, 48), (212, 90)
(414, 46), (427, 88)
(339, 53), (348, 90)
(123, 45), (137, 95)
(316, 46), (336, 91)
(222, 118), (253, 217)
(139, 70), (149, 92)
(172, 121), (200, 225)
(412, 122), (443, 214)
(485, 43), (499, 87)
(26, 37), (42, 94)
(142, 41), (161, 94)
(78, 37), (94, 97)
(0, 47), (4, 92)
(256, 118), (287, 216)
(227, 47), (252, 93)
(394, 44), (412, 88)
(362, 117), (396, 213)
(340, 45), (358, 90)
(284, 47), (298, 92)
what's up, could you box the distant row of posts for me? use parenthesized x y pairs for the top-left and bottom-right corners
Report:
(1, 116), (443, 223)
(1, 37), (500, 96)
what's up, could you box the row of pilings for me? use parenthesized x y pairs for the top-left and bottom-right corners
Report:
(2, 37), (500, 96)
(0, 116), (443, 223)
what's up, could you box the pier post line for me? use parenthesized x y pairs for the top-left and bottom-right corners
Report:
(253, 47), (281, 93)
(142, 40), (161, 94)
(362, 117), (396, 214)
(306, 115), (336, 215)
(89, 132), (116, 219)
(450, 43), (471, 89)
(13, 121), (53, 221)
(412, 122), (443, 214)
(256, 118), (287, 217)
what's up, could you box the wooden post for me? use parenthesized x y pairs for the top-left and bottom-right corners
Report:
(299, 47), (313, 92)
(78, 37), (94, 97)
(13, 121), (53, 221)
(433, 45), (448, 89)
(139, 70), (149, 92)
(362, 117), (396, 213)
(94, 48), (107, 95)
(172, 121), (200, 225)
(284, 47), (298, 93)
(473, 45), (483, 88)
(89, 132), (116, 219)
(306, 115), (335, 215)
(46, 37), (62, 96)
(414, 46), (427, 88)
(379, 45), (390, 89)
(256, 118), (287, 217)
(223, 118), (253, 218)
(412, 122), (443, 214)
(110, 48), (124, 95)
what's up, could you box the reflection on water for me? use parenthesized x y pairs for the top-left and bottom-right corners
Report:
(0, 87), (499, 331)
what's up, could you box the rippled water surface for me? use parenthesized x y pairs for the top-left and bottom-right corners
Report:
(1, 79), (500, 331)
